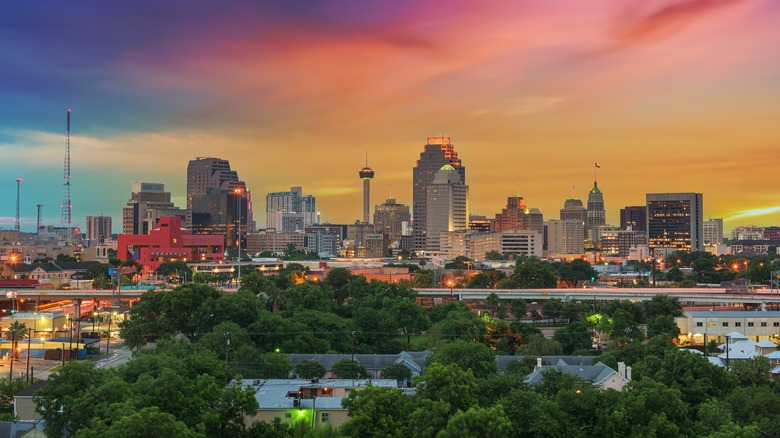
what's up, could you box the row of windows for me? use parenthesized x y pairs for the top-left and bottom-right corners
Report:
(696, 321), (779, 328)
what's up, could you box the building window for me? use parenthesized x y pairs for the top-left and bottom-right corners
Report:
(722, 322), (728, 327)
(321, 413), (329, 423)
(696, 322), (703, 327)
(285, 413), (291, 418)
(735, 322), (741, 327)
(774, 322), (779, 327)
(748, 322), (754, 327)
(761, 322), (767, 327)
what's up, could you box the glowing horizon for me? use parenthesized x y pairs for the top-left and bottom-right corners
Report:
(1, 1), (779, 234)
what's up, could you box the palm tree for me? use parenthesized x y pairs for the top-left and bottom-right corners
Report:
(8, 321), (27, 361)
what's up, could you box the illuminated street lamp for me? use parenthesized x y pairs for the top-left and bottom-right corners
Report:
(447, 280), (454, 299)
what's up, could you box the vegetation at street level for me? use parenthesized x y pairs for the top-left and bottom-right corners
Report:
(30, 261), (780, 437)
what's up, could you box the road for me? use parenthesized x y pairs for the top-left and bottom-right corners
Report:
(95, 344), (133, 369)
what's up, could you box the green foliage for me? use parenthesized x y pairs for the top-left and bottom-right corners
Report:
(295, 359), (327, 379)
(382, 362), (412, 381)
(332, 359), (369, 379)
(437, 405), (512, 438)
(484, 250), (507, 261)
(553, 322), (593, 354)
(416, 363), (476, 414)
(0, 379), (31, 419)
(466, 270), (506, 289)
(647, 315), (681, 340)
(556, 258), (598, 288)
(510, 298), (527, 318)
(427, 340), (497, 379)
(499, 257), (558, 288)
(340, 385), (410, 438)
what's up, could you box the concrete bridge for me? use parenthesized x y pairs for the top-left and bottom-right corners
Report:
(415, 287), (780, 306)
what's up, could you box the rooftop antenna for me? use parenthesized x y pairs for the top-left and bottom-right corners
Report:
(571, 185), (575, 198)
(61, 109), (72, 246)
(15, 178), (22, 232)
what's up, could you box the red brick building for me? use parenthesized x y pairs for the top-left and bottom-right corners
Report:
(117, 216), (224, 276)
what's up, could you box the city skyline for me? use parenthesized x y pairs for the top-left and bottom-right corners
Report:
(2, 1), (779, 233)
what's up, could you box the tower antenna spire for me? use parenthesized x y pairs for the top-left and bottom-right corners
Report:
(15, 178), (22, 233)
(61, 109), (72, 246)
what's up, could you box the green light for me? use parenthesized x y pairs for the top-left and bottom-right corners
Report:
(275, 347), (281, 353)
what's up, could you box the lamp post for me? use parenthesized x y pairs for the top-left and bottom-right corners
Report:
(311, 395), (317, 429)
(447, 280), (454, 299)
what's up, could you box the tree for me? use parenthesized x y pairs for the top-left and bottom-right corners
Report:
(501, 257), (558, 289)
(427, 340), (497, 379)
(484, 250), (506, 261)
(602, 379), (693, 437)
(438, 405), (512, 438)
(643, 295), (683, 318)
(466, 270), (506, 289)
(666, 266), (684, 283)
(332, 359), (369, 379)
(340, 385), (410, 438)
(295, 359), (326, 379)
(731, 356), (772, 387)
(326, 268), (353, 305)
(155, 260), (192, 278)
(416, 362), (476, 414)
(556, 259), (598, 288)
(8, 321), (27, 361)
(511, 298), (527, 319)
(542, 299), (564, 324)
(553, 321), (593, 354)
(381, 363), (412, 382)
(647, 315), (681, 340)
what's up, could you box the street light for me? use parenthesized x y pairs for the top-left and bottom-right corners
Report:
(447, 280), (454, 299)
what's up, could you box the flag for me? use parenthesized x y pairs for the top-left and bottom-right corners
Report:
(595, 163), (601, 168)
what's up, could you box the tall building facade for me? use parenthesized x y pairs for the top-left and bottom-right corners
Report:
(85, 216), (112, 246)
(495, 196), (543, 236)
(545, 219), (584, 254)
(412, 137), (465, 251)
(425, 164), (468, 252)
(373, 198), (410, 245)
(587, 182), (606, 242)
(266, 187), (317, 231)
(703, 218), (724, 245)
(122, 182), (186, 235)
(620, 206), (646, 232)
(560, 198), (588, 239)
(646, 193), (704, 252)
(186, 158), (250, 249)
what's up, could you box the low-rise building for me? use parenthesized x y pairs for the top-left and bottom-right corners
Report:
(676, 311), (780, 345)
(239, 378), (401, 428)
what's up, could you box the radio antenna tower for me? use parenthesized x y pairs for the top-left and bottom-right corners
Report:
(37, 204), (43, 240)
(15, 178), (22, 232)
(61, 109), (72, 246)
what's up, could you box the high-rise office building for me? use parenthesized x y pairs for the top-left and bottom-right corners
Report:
(646, 193), (704, 252)
(373, 198), (410, 245)
(545, 219), (584, 254)
(703, 218), (724, 245)
(560, 197), (588, 239)
(186, 157), (250, 249)
(425, 164), (468, 252)
(412, 136), (465, 250)
(495, 196), (543, 236)
(85, 216), (112, 246)
(620, 206), (646, 232)
(587, 182), (606, 242)
(266, 187), (317, 231)
(122, 182), (186, 235)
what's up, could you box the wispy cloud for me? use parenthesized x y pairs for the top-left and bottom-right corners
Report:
(726, 206), (780, 221)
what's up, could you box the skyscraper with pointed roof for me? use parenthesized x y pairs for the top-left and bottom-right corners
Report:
(412, 136), (465, 251)
(587, 166), (606, 243)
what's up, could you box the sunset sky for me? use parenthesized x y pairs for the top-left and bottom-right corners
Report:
(1, 1), (779, 234)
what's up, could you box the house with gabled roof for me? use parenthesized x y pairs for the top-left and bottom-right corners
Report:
(525, 359), (630, 391)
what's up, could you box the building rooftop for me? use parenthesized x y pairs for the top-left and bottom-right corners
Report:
(237, 379), (399, 411)
(684, 311), (780, 318)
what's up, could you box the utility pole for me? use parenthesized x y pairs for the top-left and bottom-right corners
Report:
(62, 109), (73, 246)
(26, 327), (32, 382)
(225, 333), (230, 364)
